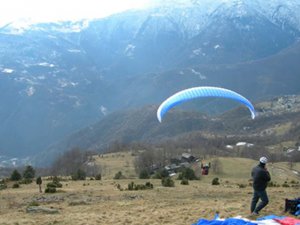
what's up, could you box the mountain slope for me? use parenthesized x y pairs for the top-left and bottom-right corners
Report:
(1, 0), (300, 159)
(33, 94), (300, 166)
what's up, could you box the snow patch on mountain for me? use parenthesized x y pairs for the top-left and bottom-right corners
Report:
(14, 77), (39, 86)
(0, 155), (32, 168)
(190, 68), (207, 80)
(68, 49), (81, 53)
(124, 44), (136, 57)
(192, 48), (203, 56)
(100, 105), (108, 116)
(38, 62), (55, 67)
(37, 75), (46, 80)
(26, 86), (36, 96)
(57, 79), (78, 88)
(1, 68), (14, 74)
(66, 95), (82, 108)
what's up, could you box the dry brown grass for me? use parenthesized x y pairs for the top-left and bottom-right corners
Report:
(94, 152), (136, 179)
(0, 154), (299, 225)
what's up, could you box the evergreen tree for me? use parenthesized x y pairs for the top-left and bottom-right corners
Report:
(139, 169), (150, 179)
(71, 168), (86, 180)
(23, 165), (35, 179)
(10, 169), (22, 181)
(178, 168), (198, 180)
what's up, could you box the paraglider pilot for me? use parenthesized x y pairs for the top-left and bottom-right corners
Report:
(250, 156), (271, 215)
(36, 176), (42, 193)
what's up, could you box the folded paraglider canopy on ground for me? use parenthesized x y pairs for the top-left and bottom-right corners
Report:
(192, 215), (300, 225)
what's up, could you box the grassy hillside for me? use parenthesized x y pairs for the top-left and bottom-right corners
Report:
(1, 152), (299, 225)
(205, 157), (300, 182)
(92, 152), (300, 182)
(0, 152), (300, 225)
(94, 152), (137, 179)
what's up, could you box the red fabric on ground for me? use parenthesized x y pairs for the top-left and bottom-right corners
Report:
(274, 217), (300, 225)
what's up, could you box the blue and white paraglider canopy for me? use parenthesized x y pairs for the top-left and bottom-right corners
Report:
(157, 86), (256, 123)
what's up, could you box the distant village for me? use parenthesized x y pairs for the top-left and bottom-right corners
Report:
(257, 95), (300, 116)
(154, 152), (211, 176)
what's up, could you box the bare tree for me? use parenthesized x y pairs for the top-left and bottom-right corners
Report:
(50, 148), (88, 176)
(134, 150), (157, 174)
(84, 161), (102, 177)
(211, 158), (223, 174)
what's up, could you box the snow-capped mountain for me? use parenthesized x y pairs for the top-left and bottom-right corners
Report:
(0, 0), (300, 164)
(0, 155), (32, 168)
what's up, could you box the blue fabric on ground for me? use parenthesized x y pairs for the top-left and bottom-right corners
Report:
(257, 215), (286, 221)
(192, 218), (258, 225)
(295, 204), (300, 216)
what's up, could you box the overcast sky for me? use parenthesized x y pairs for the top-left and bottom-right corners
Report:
(0, 0), (152, 26)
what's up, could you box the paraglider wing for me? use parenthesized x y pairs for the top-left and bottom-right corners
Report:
(157, 86), (256, 122)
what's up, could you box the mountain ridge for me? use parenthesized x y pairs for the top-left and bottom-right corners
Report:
(0, 0), (300, 160)
(28, 94), (300, 167)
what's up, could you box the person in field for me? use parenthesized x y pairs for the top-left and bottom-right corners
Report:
(250, 156), (271, 215)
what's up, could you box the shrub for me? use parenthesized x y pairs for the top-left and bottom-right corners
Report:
(12, 183), (20, 188)
(161, 177), (175, 187)
(128, 181), (135, 190)
(47, 182), (62, 188)
(268, 181), (279, 187)
(238, 183), (246, 188)
(46, 176), (62, 188)
(152, 169), (169, 179)
(20, 178), (32, 184)
(72, 169), (86, 180)
(139, 169), (150, 179)
(152, 171), (162, 179)
(0, 179), (7, 190)
(178, 168), (198, 180)
(10, 169), (22, 181)
(52, 176), (62, 187)
(145, 182), (153, 189)
(0, 183), (7, 190)
(127, 181), (154, 190)
(160, 169), (170, 178)
(116, 183), (123, 191)
(52, 176), (60, 184)
(45, 187), (56, 193)
(135, 184), (145, 190)
(181, 178), (189, 185)
(95, 173), (102, 180)
(114, 171), (125, 179)
(28, 201), (39, 207)
(212, 177), (220, 185)
(282, 181), (290, 188)
(46, 182), (56, 188)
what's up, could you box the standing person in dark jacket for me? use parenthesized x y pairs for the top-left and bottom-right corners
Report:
(250, 156), (271, 215)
